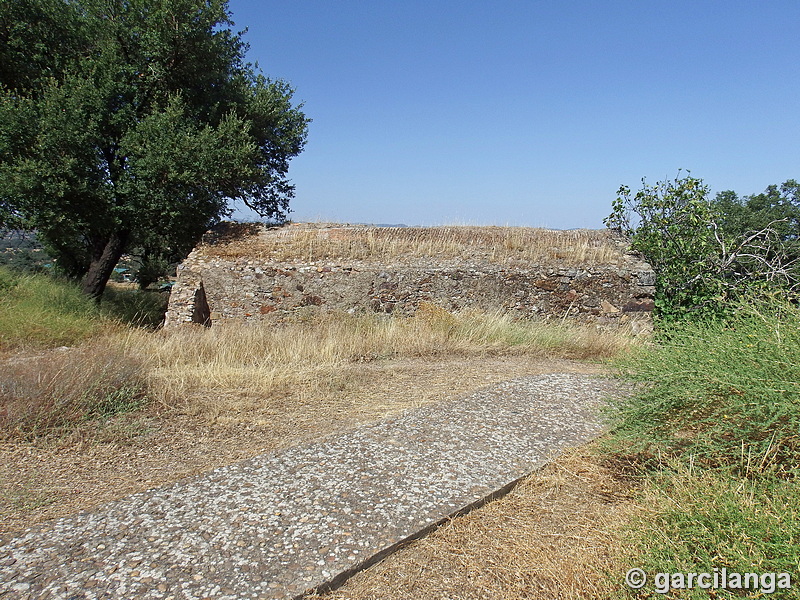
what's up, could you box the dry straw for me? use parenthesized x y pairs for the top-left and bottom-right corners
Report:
(202, 224), (623, 266)
(126, 307), (638, 419)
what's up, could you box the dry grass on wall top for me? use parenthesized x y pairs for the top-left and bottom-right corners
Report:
(201, 224), (624, 266)
(126, 306), (640, 419)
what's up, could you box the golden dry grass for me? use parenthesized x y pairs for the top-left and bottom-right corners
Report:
(312, 445), (638, 600)
(202, 223), (623, 266)
(125, 306), (639, 419)
(0, 340), (146, 441)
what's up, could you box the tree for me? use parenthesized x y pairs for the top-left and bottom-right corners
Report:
(713, 180), (800, 278)
(605, 173), (797, 320)
(0, 0), (309, 299)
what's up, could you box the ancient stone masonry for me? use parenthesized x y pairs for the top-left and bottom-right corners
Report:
(163, 223), (655, 328)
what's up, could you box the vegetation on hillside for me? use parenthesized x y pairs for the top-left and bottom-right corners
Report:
(603, 174), (799, 598)
(0, 266), (165, 441)
(603, 300), (800, 598)
(0, 264), (635, 443)
(2, 157), (797, 598)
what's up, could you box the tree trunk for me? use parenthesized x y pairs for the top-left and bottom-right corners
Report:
(81, 230), (129, 301)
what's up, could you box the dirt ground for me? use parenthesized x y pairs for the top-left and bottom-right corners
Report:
(0, 355), (605, 535)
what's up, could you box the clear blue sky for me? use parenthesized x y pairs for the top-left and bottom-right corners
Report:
(227, 0), (800, 229)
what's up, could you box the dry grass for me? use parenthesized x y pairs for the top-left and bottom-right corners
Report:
(0, 341), (147, 441)
(202, 223), (623, 266)
(1, 304), (642, 591)
(126, 306), (638, 419)
(312, 445), (638, 600)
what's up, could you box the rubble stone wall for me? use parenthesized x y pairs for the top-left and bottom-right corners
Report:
(164, 224), (655, 328)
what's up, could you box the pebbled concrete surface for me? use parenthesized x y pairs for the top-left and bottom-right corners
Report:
(0, 372), (628, 600)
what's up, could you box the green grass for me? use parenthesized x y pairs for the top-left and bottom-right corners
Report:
(0, 266), (167, 350)
(100, 285), (169, 329)
(0, 266), (162, 440)
(0, 266), (104, 348)
(625, 468), (800, 589)
(604, 297), (800, 598)
(607, 298), (800, 475)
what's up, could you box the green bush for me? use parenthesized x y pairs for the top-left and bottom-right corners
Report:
(605, 174), (798, 321)
(608, 297), (800, 475)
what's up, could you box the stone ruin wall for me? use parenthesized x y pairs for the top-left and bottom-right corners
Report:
(164, 223), (655, 329)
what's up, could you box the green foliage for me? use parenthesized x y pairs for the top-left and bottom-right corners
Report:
(605, 173), (724, 319)
(605, 298), (800, 599)
(132, 252), (171, 289)
(606, 174), (798, 320)
(616, 468), (800, 599)
(0, 0), (309, 299)
(100, 286), (168, 328)
(714, 180), (800, 280)
(608, 298), (800, 475)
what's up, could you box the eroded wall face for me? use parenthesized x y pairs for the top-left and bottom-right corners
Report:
(165, 248), (655, 328)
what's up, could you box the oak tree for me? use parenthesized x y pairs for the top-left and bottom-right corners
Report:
(0, 0), (309, 298)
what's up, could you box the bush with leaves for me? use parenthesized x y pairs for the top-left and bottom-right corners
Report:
(605, 173), (797, 320)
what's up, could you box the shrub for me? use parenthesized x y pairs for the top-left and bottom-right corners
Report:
(605, 173), (798, 321)
(608, 297), (800, 475)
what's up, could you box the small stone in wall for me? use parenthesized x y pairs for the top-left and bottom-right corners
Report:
(534, 279), (558, 291)
(637, 271), (656, 286)
(600, 300), (620, 313)
(622, 298), (655, 312)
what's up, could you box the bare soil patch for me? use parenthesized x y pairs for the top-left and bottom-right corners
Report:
(0, 355), (604, 536)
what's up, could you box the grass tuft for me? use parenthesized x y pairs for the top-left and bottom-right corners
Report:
(611, 465), (800, 599)
(0, 340), (148, 441)
(0, 266), (169, 351)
